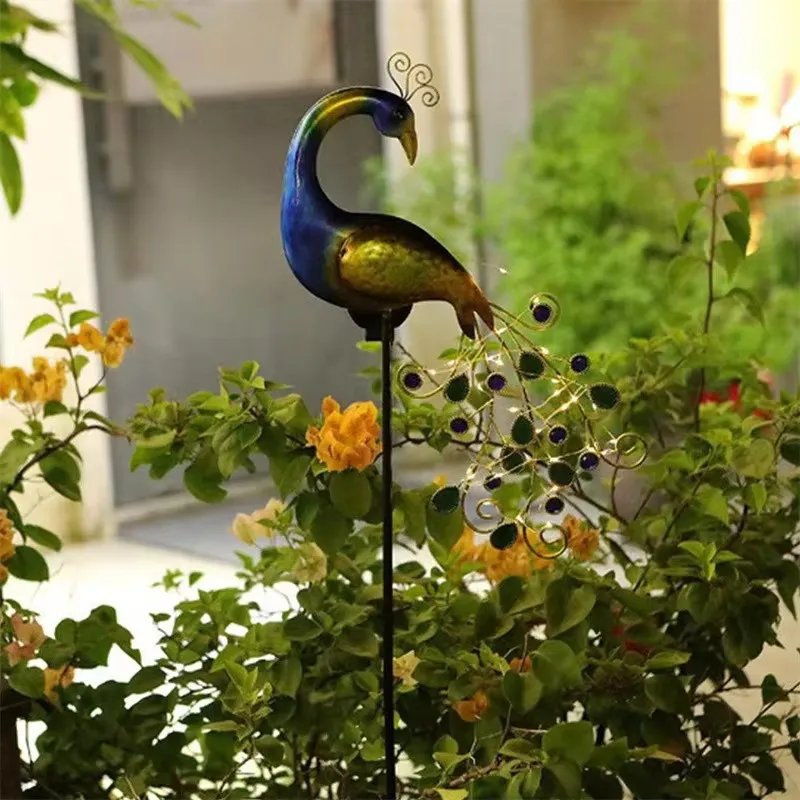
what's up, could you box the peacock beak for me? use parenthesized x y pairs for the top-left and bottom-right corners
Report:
(399, 127), (418, 166)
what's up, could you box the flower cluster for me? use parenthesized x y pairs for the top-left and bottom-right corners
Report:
(3, 612), (45, 665)
(0, 511), (15, 584)
(0, 357), (68, 404)
(306, 396), (381, 472)
(392, 650), (421, 688)
(292, 542), (327, 584)
(230, 498), (286, 545)
(453, 689), (489, 723)
(451, 514), (600, 583)
(67, 318), (134, 368)
(699, 375), (773, 422)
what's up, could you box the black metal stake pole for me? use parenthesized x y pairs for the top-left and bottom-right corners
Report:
(380, 311), (397, 800)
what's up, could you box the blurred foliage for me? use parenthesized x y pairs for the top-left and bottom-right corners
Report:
(0, 0), (192, 215)
(364, 19), (800, 373)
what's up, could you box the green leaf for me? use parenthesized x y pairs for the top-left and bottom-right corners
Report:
(0, 131), (22, 213)
(589, 738), (629, 771)
(111, 31), (191, 118)
(645, 650), (691, 670)
(426, 504), (464, 550)
(24, 313), (57, 337)
(7, 545), (49, 581)
(506, 769), (542, 799)
(743, 483), (767, 513)
(337, 627), (379, 658)
(760, 674), (787, 705)
(273, 656), (302, 697)
(723, 210), (751, 254)
(310, 499), (353, 554)
(129, 666), (165, 694)
(697, 485), (729, 525)
(434, 792), (468, 800)
(715, 239), (744, 280)
(675, 200), (702, 240)
(733, 439), (774, 479)
(532, 640), (582, 692)
(729, 188), (750, 215)
(283, 616), (323, 642)
(203, 720), (239, 733)
(545, 757), (582, 799)
(271, 452), (312, 499)
(24, 524), (61, 552)
(780, 438), (800, 467)
(10, 77), (39, 108)
(8, 666), (44, 698)
(329, 470), (372, 519)
(255, 734), (285, 763)
(502, 670), (542, 714)
(694, 176), (711, 197)
(183, 450), (227, 503)
(723, 287), (764, 325)
(0, 438), (36, 485)
(546, 579), (596, 637)
(499, 738), (538, 762)
(667, 253), (701, 289)
(645, 674), (690, 714)
(136, 430), (176, 450)
(543, 721), (594, 766)
(68, 309), (100, 327)
(786, 716), (800, 738)
(40, 450), (82, 501)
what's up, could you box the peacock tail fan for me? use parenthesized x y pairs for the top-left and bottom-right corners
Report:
(393, 292), (648, 561)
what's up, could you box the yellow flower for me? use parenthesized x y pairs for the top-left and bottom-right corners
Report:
(292, 542), (327, 584)
(0, 509), (14, 542)
(0, 367), (33, 403)
(450, 525), (555, 583)
(393, 651), (420, 688)
(0, 368), (16, 400)
(0, 535), (15, 562)
(564, 515), (600, 561)
(306, 396), (381, 472)
(454, 689), (489, 723)
(230, 498), (286, 545)
(103, 318), (134, 368)
(432, 474), (447, 488)
(75, 322), (105, 353)
(43, 664), (75, 701)
(28, 357), (68, 404)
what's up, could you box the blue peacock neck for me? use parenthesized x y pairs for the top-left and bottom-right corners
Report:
(282, 86), (383, 216)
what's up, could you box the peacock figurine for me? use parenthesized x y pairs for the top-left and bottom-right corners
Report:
(280, 52), (494, 342)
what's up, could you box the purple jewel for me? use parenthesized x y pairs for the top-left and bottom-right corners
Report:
(403, 371), (422, 390)
(548, 426), (568, 445)
(545, 496), (565, 515)
(487, 373), (506, 392)
(580, 451), (600, 470)
(484, 475), (502, 491)
(532, 303), (552, 324)
(450, 417), (469, 435)
(570, 354), (590, 374)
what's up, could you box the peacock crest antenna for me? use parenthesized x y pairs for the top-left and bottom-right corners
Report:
(386, 51), (441, 108)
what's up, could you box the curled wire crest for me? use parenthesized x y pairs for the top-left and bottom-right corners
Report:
(386, 50), (440, 108)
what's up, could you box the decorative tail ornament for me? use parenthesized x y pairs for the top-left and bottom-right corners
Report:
(397, 293), (648, 558)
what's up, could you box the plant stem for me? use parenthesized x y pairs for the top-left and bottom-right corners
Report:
(694, 181), (720, 431)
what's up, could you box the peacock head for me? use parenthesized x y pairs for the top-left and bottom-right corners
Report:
(372, 91), (417, 166)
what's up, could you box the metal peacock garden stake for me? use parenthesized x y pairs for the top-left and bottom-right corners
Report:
(280, 52), (646, 800)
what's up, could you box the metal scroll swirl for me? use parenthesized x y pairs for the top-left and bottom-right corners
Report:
(399, 292), (648, 562)
(386, 51), (441, 108)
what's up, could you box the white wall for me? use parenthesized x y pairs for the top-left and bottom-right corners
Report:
(0, 0), (114, 541)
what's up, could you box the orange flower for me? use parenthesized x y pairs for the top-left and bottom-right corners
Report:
(450, 525), (556, 582)
(0, 563), (8, 585)
(564, 515), (600, 561)
(454, 689), (489, 723)
(0, 535), (15, 562)
(508, 655), (532, 673)
(0, 510), (15, 563)
(306, 396), (381, 472)
(43, 664), (75, 700)
(75, 322), (105, 353)
(28, 357), (68, 403)
(103, 318), (134, 367)
(0, 366), (32, 403)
